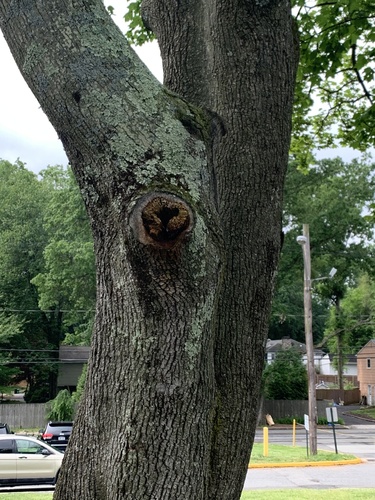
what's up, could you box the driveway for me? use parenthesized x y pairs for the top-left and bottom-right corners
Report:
(336, 404), (375, 426)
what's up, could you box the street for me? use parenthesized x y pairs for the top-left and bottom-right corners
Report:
(1, 424), (375, 493)
(254, 424), (375, 459)
(243, 424), (375, 490)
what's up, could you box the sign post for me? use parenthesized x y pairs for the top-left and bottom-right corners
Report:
(304, 414), (309, 456)
(326, 406), (339, 454)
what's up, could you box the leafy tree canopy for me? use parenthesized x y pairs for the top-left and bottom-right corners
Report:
(324, 273), (375, 356)
(32, 166), (96, 345)
(0, 160), (93, 399)
(270, 156), (375, 344)
(263, 348), (308, 400)
(293, 0), (375, 164)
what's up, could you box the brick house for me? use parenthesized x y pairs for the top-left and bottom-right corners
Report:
(357, 339), (375, 405)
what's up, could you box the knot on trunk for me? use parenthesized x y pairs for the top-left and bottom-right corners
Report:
(142, 197), (190, 242)
(130, 193), (193, 249)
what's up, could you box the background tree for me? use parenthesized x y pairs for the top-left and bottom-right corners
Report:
(263, 348), (308, 400)
(32, 166), (96, 346)
(0, 0), (299, 498)
(0, 310), (22, 388)
(324, 273), (375, 369)
(271, 156), (375, 345)
(0, 159), (60, 402)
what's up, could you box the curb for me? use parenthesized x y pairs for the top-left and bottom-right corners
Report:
(248, 458), (364, 469)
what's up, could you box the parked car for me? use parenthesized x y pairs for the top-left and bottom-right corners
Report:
(0, 423), (12, 434)
(39, 421), (73, 451)
(0, 435), (63, 486)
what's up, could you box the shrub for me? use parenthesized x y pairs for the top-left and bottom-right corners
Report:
(47, 389), (74, 421)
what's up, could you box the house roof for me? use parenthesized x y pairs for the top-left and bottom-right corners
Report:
(266, 337), (306, 354)
(356, 339), (375, 356)
(266, 338), (327, 357)
(59, 345), (90, 363)
(326, 353), (357, 364)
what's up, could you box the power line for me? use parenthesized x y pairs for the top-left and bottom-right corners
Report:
(0, 349), (59, 352)
(0, 308), (93, 313)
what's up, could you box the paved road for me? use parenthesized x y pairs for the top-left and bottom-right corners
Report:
(244, 423), (375, 490)
(244, 461), (375, 490)
(255, 422), (375, 460)
(2, 410), (374, 494)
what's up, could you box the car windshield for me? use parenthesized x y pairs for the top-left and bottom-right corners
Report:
(47, 425), (72, 433)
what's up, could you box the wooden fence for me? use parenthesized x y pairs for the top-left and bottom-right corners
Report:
(315, 388), (360, 405)
(261, 400), (328, 422)
(261, 390), (360, 423)
(0, 390), (362, 429)
(0, 403), (47, 429)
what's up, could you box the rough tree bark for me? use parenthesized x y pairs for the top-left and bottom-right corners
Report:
(0, 0), (298, 498)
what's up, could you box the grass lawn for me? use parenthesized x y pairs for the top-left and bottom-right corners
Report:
(2, 489), (375, 500)
(250, 443), (357, 464)
(351, 406), (375, 420)
(0, 495), (52, 499)
(241, 490), (375, 499)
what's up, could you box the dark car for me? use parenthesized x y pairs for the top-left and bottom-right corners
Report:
(40, 421), (73, 451)
(0, 423), (12, 434)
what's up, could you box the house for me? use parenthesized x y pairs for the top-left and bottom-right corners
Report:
(357, 339), (375, 405)
(319, 353), (357, 376)
(266, 337), (325, 369)
(265, 337), (306, 363)
(266, 337), (357, 385)
(57, 345), (90, 392)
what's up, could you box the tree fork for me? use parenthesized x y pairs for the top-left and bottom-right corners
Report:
(0, 0), (299, 498)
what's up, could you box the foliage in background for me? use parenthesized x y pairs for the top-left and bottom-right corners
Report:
(32, 166), (95, 346)
(47, 389), (74, 421)
(324, 273), (375, 358)
(263, 348), (308, 400)
(124, 0), (154, 46)
(271, 156), (375, 345)
(292, 0), (375, 164)
(71, 364), (87, 404)
(0, 159), (59, 402)
(0, 161), (94, 401)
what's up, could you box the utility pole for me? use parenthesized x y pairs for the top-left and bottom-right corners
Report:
(297, 224), (318, 455)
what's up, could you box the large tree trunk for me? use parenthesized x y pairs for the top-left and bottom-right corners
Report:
(0, 0), (298, 498)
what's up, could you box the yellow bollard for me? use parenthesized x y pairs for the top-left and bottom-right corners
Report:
(263, 426), (269, 456)
(292, 419), (296, 447)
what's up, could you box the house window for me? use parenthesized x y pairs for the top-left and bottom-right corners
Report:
(367, 358), (371, 368)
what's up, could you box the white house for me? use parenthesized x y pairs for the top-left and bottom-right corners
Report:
(265, 337), (357, 379)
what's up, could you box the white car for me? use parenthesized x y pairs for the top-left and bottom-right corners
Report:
(0, 435), (63, 487)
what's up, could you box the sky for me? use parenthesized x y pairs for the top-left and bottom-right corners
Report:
(0, 1), (369, 175)
(0, 0), (162, 174)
